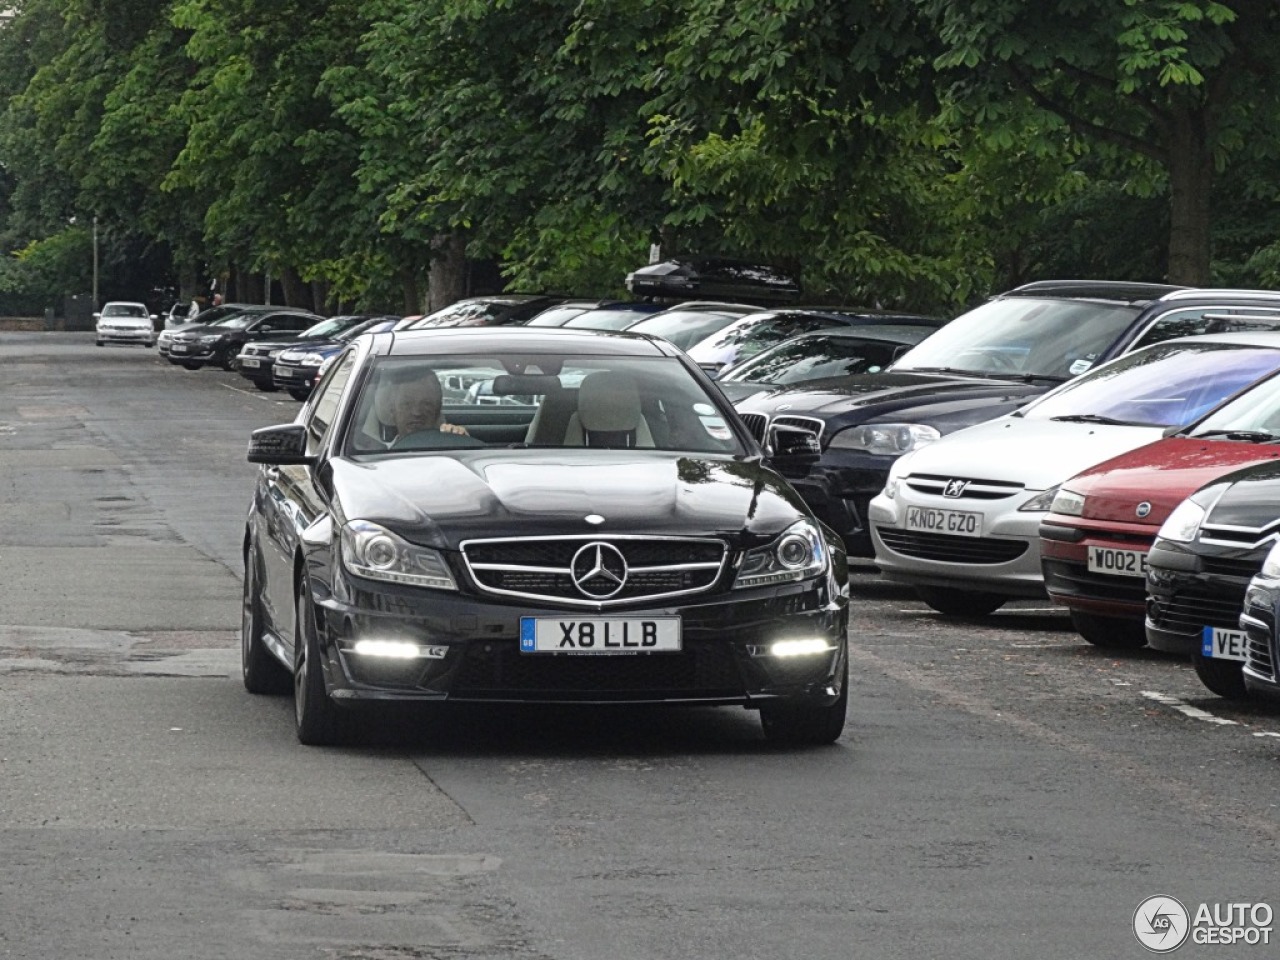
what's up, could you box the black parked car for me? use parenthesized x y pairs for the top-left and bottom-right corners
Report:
(167, 307), (319, 371)
(272, 317), (400, 400)
(1146, 462), (1280, 699)
(242, 326), (848, 745)
(736, 282), (1280, 556)
(1240, 540), (1280, 702)
(237, 315), (382, 391)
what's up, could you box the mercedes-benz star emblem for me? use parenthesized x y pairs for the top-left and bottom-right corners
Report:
(571, 542), (629, 599)
(1136, 501), (1152, 518)
(943, 479), (969, 498)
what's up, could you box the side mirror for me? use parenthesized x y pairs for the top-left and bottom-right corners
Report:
(92, 312), (101, 319)
(767, 425), (821, 477)
(247, 423), (313, 465)
(149, 314), (158, 321)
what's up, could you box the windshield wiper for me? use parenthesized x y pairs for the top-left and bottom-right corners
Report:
(1049, 414), (1139, 426)
(900, 366), (984, 377)
(1189, 429), (1280, 443)
(982, 372), (1069, 384)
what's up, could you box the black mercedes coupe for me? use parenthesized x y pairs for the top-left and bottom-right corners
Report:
(242, 327), (849, 745)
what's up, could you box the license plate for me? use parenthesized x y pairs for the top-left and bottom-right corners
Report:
(240, 357), (260, 369)
(1087, 546), (1149, 578)
(171, 344), (188, 353)
(1202, 626), (1247, 661)
(519, 617), (681, 654)
(275, 366), (294, 377)
(905, 506), (982, 537)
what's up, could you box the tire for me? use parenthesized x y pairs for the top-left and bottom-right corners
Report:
(241, 547), (290, 694)
(915, 585), (1006, 618)
(1070, 610), (1147, 649)
(1192, 652), (1250, 700)
(144, 342), (154, 349)
(95, 340), (103, 347)
(288, 388), (311, 402)
(294, 579), (342, 745)
(253, 380), (278, 392)
(182, 361), (202, 370)
(760, 656), (848, 746)
(221, 350), (240, 372)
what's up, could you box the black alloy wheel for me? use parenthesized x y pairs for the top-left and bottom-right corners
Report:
(294, 579), (342, 745)
(1069, 610), (1147, 649)
(288, 388), (311, 402)
(1191, 652), (1251, 700)
(914, 585), (1007, 618)
(254, 380), (278, 392)
(221, 348), (240, 372)
(182, 361), (202, 370)
(759, 656), (848, 746)
(241, 547), (290, 694)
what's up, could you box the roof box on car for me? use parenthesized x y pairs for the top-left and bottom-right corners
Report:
(626, 258), (802, 305)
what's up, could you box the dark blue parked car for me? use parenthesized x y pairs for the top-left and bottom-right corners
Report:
(272, 317), (400, 400)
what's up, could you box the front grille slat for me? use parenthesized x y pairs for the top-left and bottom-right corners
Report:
(878, 529), (1027, 564)
(738, 413), (768, 444)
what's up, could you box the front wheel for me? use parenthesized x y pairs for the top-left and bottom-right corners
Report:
(221, 350), (240, 372)
(182, 361), (202, 370)
(915, 585), (1006, 618)
(242, 548), (290, 694)
(1070, 610), (1147, 649)
(760, 657), (848, 746)
(1192, 652), (1250, 700)
(288, 388), (311, 402)
(95, 339), (103, 347)
(294, 580), (342, 745)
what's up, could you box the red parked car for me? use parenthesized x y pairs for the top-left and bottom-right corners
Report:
(1040, 367), (1280, 648)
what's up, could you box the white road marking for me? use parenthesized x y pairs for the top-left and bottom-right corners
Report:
(1253, 731), (1280, 739)
(218, 382), (291, 404)
(1141, 690), (1239, 726)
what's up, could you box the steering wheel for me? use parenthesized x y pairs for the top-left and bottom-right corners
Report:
(956, 348), (1021, 373)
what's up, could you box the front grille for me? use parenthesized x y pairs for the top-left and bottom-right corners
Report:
(461, 536), (728, 607)
(1157, 581), (1249, 632)
(877, 529), (1027, 564)
(1201, 556), (1265, 580)
(1041, 559), (1146, 604)
(738, 413), (767, 444)
(772, 415), (824, 440)
(1245, 607), (1276, 680)
(904, 474), (1025, 501)
(450, 639), (745, 699)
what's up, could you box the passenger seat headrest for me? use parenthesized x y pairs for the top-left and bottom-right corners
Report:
(578, 372), (641, 433)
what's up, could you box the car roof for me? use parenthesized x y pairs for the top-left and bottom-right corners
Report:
(102, 301), (147, 308)
(1157, 331), (1280, 347)
(381, 326), (679, 357)
(1003, 280), (1188, 303)
(737, 306), (943, 325)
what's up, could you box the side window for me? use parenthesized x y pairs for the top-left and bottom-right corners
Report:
(285, 314), (314, 331)
(306, 352), (357, 455)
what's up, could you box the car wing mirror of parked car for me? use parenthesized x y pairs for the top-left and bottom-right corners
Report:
(766, 425), (821, 477)
(247, 423), (314, 465)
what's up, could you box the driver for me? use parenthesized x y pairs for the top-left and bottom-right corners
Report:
(389, 372), (482, 449)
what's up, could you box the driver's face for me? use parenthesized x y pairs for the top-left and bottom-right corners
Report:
(392, 380), (441, 436)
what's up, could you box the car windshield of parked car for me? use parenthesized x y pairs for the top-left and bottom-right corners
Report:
(890, 297), (1141, 380)
(102, 303), (147, 318)
(626, 309), (750, 350)
(562, 308), (656, 331)
(721, 329), (931, 384)
(525, 305), (592, 327)
(344, 354), (744, 456)
(1185, 361), (1280, 438)
(1018, 343), (1280, 427)
(211, 312), (259, 330)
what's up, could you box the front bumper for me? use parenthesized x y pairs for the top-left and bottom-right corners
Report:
(869, 491), (1047, 597)
(785, 449), (898, 558)
(309, 573), (849, 707)
(1241, 577), (1280, 699)
(1039, 518), (1154, 619)
(237, 355), (276, 383)
(167, 342), (221, 362)
(97, 327), (155, 345)
(272, 361), (319, 391)
(1145, 541), (1258, 656)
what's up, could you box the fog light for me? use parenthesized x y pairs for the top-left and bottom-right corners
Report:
(770, 639), (834, 658)
(352, 640), (447, 659)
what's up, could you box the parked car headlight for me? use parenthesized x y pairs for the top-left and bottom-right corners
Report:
(297, 352), (327, 366)
(828, 423), (940, 456)
(1050, 488), (1086, 517)
(340, 520), (457, 590)
(317, 356), (337, 376)
(1157, 499), (1207, 543)
(1261, 540), (1280, 579)
(1018, 485), (1060, 513)
(734, 520), (827, 589)
(199, 334), (222, 343)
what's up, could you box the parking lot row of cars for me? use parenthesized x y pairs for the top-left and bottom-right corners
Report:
(111, 270), (1280, 737)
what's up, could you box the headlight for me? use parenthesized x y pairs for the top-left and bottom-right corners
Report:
(734, 520), (827, 589)
(1157, 499), (1206, 544)
(1262, 541), (1280, 579)
(1018, 485), (1060, 513)
(318, 356), (337, 376)
(1050, 488), (1086, 517)
(828, 423), (940, 456)
(297, 352), (327, 366)
(340, 520), (457, 590)
(199, 334), (222, 343)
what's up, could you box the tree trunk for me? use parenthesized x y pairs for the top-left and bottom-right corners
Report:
(1166, 106), (1213, 286)
(398, 264), (420, 317)
(280, 266), (313, 311)
(310, 279), (330, 316)
(178, 262), (200, 302)
(235, 266), (264, 305)
(428, 233), (468, 313)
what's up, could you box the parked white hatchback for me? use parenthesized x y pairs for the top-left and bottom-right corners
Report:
(868, 334), (1280, 616)
(95, 301), (157, 348)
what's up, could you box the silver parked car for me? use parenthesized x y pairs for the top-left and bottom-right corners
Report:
(95, 301), (157, 348)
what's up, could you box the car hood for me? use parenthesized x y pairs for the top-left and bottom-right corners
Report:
(1064, 437), (1280, 526)
(171, 324), (230, 340)
(245, 336), (305, 352)
(279, 339), (343, 359)
(734, 372), (1048, 433)
(329, 450), (811, 549)
(893, 417), (1168, 491)
(1197, 461), (1280, 530)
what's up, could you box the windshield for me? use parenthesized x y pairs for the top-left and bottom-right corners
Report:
(1021, 343), (1280, 427)
(345, 354), (744, 455)
(102, 304), (147, 318)
(891, 297), (1141, 379)
(526, 305), (591, 327)
(627, 309), (751, 350)
(722, 332), (929, 384)
(1188, 363), (1280, 438)
(563, 308), (656, 331)
(300, 316), (364, 339)
(211, 312), (258, 330)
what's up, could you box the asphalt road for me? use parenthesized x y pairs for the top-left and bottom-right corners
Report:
(0, 331), (1276, 959)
